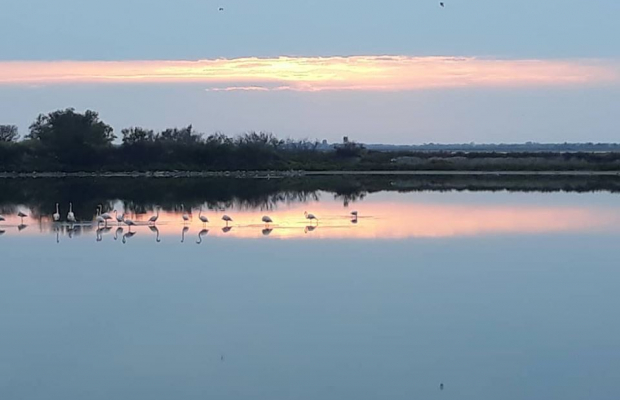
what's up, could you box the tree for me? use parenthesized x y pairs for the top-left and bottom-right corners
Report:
(0, 125), (18, 142)
(122, 127), (155, 145)
(156, 125), (202, 145)
(27, 109), (115, 167)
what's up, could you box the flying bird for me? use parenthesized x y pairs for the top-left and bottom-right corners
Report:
(440, 2), (445, 7)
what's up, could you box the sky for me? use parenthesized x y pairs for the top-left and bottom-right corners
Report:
(0, 0), (619, 144)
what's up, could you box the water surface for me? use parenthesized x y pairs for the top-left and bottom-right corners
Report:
(1, 181), (619, 400)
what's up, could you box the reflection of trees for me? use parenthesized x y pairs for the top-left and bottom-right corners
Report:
(2, 175), (620, 219)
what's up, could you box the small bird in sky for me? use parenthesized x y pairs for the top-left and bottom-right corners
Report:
(219, 7), (224, 11)
(440, 2), (445, 7)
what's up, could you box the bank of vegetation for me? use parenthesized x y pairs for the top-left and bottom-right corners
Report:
(2, 109), (620, 173)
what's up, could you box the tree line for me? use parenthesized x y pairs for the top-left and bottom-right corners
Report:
(2, 108), (620, 172)
(0, 108), (367, 172)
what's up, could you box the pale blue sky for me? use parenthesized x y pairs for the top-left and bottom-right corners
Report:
(0, 0), (619, 143)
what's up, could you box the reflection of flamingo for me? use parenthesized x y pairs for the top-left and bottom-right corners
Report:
(148, 209), (160, 225)
(222, 226), (232, 234)
(304, 225), (317, 234)
(67, 203), (76, 223)
(304, 211), (318, 224)
(0, 229), (6, 236)
(181, 226), (189, 243)
(262, 216), (273, 227)
(351, 218), (358, 224)
(56, 230), (59, 243)
(122, 231), (136, 244)
(17, 211), (27, 224)
(114, 227), (123, 240)
(222, 215), (233, 226)
(181, 204), (190, 225)
(196, 229), (209, 244)
(199, 209), (209, 227)
(0, 215), (5, 221)
(17, 224), (27, 232)
(149, 225), (161, 242)
(96, 227), (104, 242)
(114, 210), (124, 225)
(53, 203), (60, 222)
(124, 219), (137, 232)
(262, 228), (273, 236)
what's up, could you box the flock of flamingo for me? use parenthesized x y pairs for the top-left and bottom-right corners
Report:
(0, 203), (361, 242)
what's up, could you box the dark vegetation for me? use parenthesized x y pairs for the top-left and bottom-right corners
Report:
(2, 175), (620, 220)
(2, 108), (620, 172)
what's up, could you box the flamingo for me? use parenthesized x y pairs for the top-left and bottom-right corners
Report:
(53, 203), (60, 222)
(67, 203), (76, 223)
(124, 218), (137, 232)
(181, 204), (190, 225)
(17, 211), (27, 224)
(222, 215), (233, 226)
(304, 211), (318, 224)
(196, 228), (209, 244)
(114, 210), (124, 225)
(262, 216), (273, 227)
(148, 209), (160, 225)
(98, 205), (112, 227)
(95, 207), (105, 227)
(198, 209), (209, 226)
(350, 211), (358, 218)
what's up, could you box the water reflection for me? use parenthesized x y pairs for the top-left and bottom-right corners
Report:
(2, 190), (620, 242)
(196, 229), (209, 244)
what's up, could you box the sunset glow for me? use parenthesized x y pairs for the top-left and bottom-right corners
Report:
(6, 200), (618, 240)
(0, 56), (617, 91)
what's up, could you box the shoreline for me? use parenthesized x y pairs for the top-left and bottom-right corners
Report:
(2, 170), (620, 179)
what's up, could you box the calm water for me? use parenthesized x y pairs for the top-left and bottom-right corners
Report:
(1, 182), (620, 399)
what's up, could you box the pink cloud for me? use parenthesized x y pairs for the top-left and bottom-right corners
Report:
(0, 56), (617, 91)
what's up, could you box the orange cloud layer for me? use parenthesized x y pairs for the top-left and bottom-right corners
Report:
(0, 56), (617, 91)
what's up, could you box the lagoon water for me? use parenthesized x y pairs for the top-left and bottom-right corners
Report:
(1, 180), (620, 399)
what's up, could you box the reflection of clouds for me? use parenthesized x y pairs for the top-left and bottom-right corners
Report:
(1, 56), (617, 90)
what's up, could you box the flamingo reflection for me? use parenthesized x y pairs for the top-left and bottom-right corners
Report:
(196, 229), (209, 244)
(0, 229), (6, 236)
(222, 226), (233, 234)
(181, 226), (189, 243)
(122, 231), (136, 244)
(149, 225), (161, 242)
(17, 224), (27, 232)
(96, 227), (104, 242)
(262, 227), (273, 236)
(114, 227), (123, 241)
(304, 225), (317, 234)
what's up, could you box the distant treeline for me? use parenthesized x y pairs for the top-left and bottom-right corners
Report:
(366, 142), (620, 153)
(2, 108), (620, 172)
